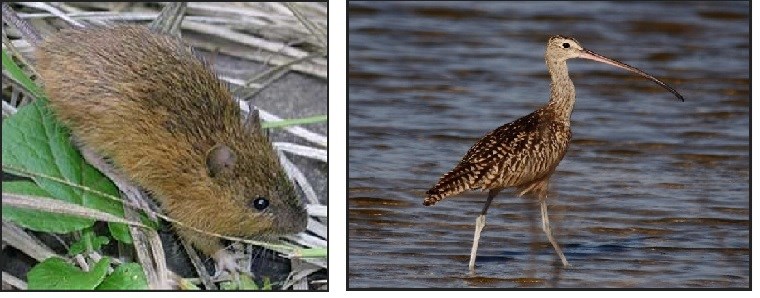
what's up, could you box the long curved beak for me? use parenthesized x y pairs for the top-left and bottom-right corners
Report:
(578, 49), (684, 101)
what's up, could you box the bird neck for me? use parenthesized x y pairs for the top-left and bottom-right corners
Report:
(546, 60), (576, 121)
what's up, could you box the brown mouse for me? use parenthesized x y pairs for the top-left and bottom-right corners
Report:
(33, 25), (308, 269)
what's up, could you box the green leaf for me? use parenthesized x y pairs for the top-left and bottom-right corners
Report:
(96, 263), (149, 290)
(178, 278), (201, 290)
(220, 274), (261, 290)
(239, 275), (262, 290)
(108, 220), (132, 244)
(2, 99), (132, 243)
(261, 276), (272, 291)
(68, 230), (110, 255)
(296, 248), (327, 258)
(262, 115), (327, 129)
(27, 257), (110, 290)
(1, 48), (43, 98)
(2, 181), (94, 233)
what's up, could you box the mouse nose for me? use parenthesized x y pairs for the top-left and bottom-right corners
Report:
(276, 200), (307, 234)
(288, 206), (308, 233)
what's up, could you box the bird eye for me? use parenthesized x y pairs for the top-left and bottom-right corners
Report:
(249, 196), (270, 211)
(562, 42), (570, 48)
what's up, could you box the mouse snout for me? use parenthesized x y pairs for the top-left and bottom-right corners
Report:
(264, 186), (308, 234)
(281, 200), (308, 234)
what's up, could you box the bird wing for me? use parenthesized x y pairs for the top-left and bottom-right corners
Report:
(424, 110), (545, 206)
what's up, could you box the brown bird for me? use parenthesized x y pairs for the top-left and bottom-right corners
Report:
(423, 35), (684, 271)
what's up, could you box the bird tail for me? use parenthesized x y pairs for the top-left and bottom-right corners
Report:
(423, 163), (481, 206)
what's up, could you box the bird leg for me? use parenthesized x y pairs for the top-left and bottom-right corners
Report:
(539, 198), (569, 267)
(468, 189), (500, 272)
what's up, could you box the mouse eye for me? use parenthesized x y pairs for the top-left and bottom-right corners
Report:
(249, 197), (269, 211)
(562, 42), (570, 49)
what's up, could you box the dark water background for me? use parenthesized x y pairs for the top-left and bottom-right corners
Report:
(347, 1), (749, 288)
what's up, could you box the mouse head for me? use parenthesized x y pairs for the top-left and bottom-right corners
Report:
(204, 140), (308, 237)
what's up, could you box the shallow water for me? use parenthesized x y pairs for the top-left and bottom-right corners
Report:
(347, 1), (749, 288)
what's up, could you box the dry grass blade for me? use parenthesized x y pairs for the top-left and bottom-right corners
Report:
(143, 230), (170, 289)
(2, 2), (43, 45)
(287, 225), (326, 250)
(3, 193), (145, 227)
(282, 260), (321, 290)
(283, 2), (326, 49)
(2, 271), (28, 290)
(277, 151), (320, 206)
(306, 204), (327, 218)
(123, 206), (167, 289)
(273, 142), (327, 162)
(3, 97), (19, 116)
(181, 238), (217, 290)
(2, 19), (39, 75)
(182, 21), (326, 77)
(16, 2), (83, 28)
(149, 2), (186, 36)
(239, 101), (327, 147)
(2, 221), (59, 262)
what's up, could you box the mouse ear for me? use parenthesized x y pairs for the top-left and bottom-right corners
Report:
(243, 101), (262, 133)
(206, 144), (237, 178)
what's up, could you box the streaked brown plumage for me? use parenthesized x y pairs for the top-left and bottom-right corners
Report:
(424, 105), (570, 206)
(423, 35), (683, 271)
